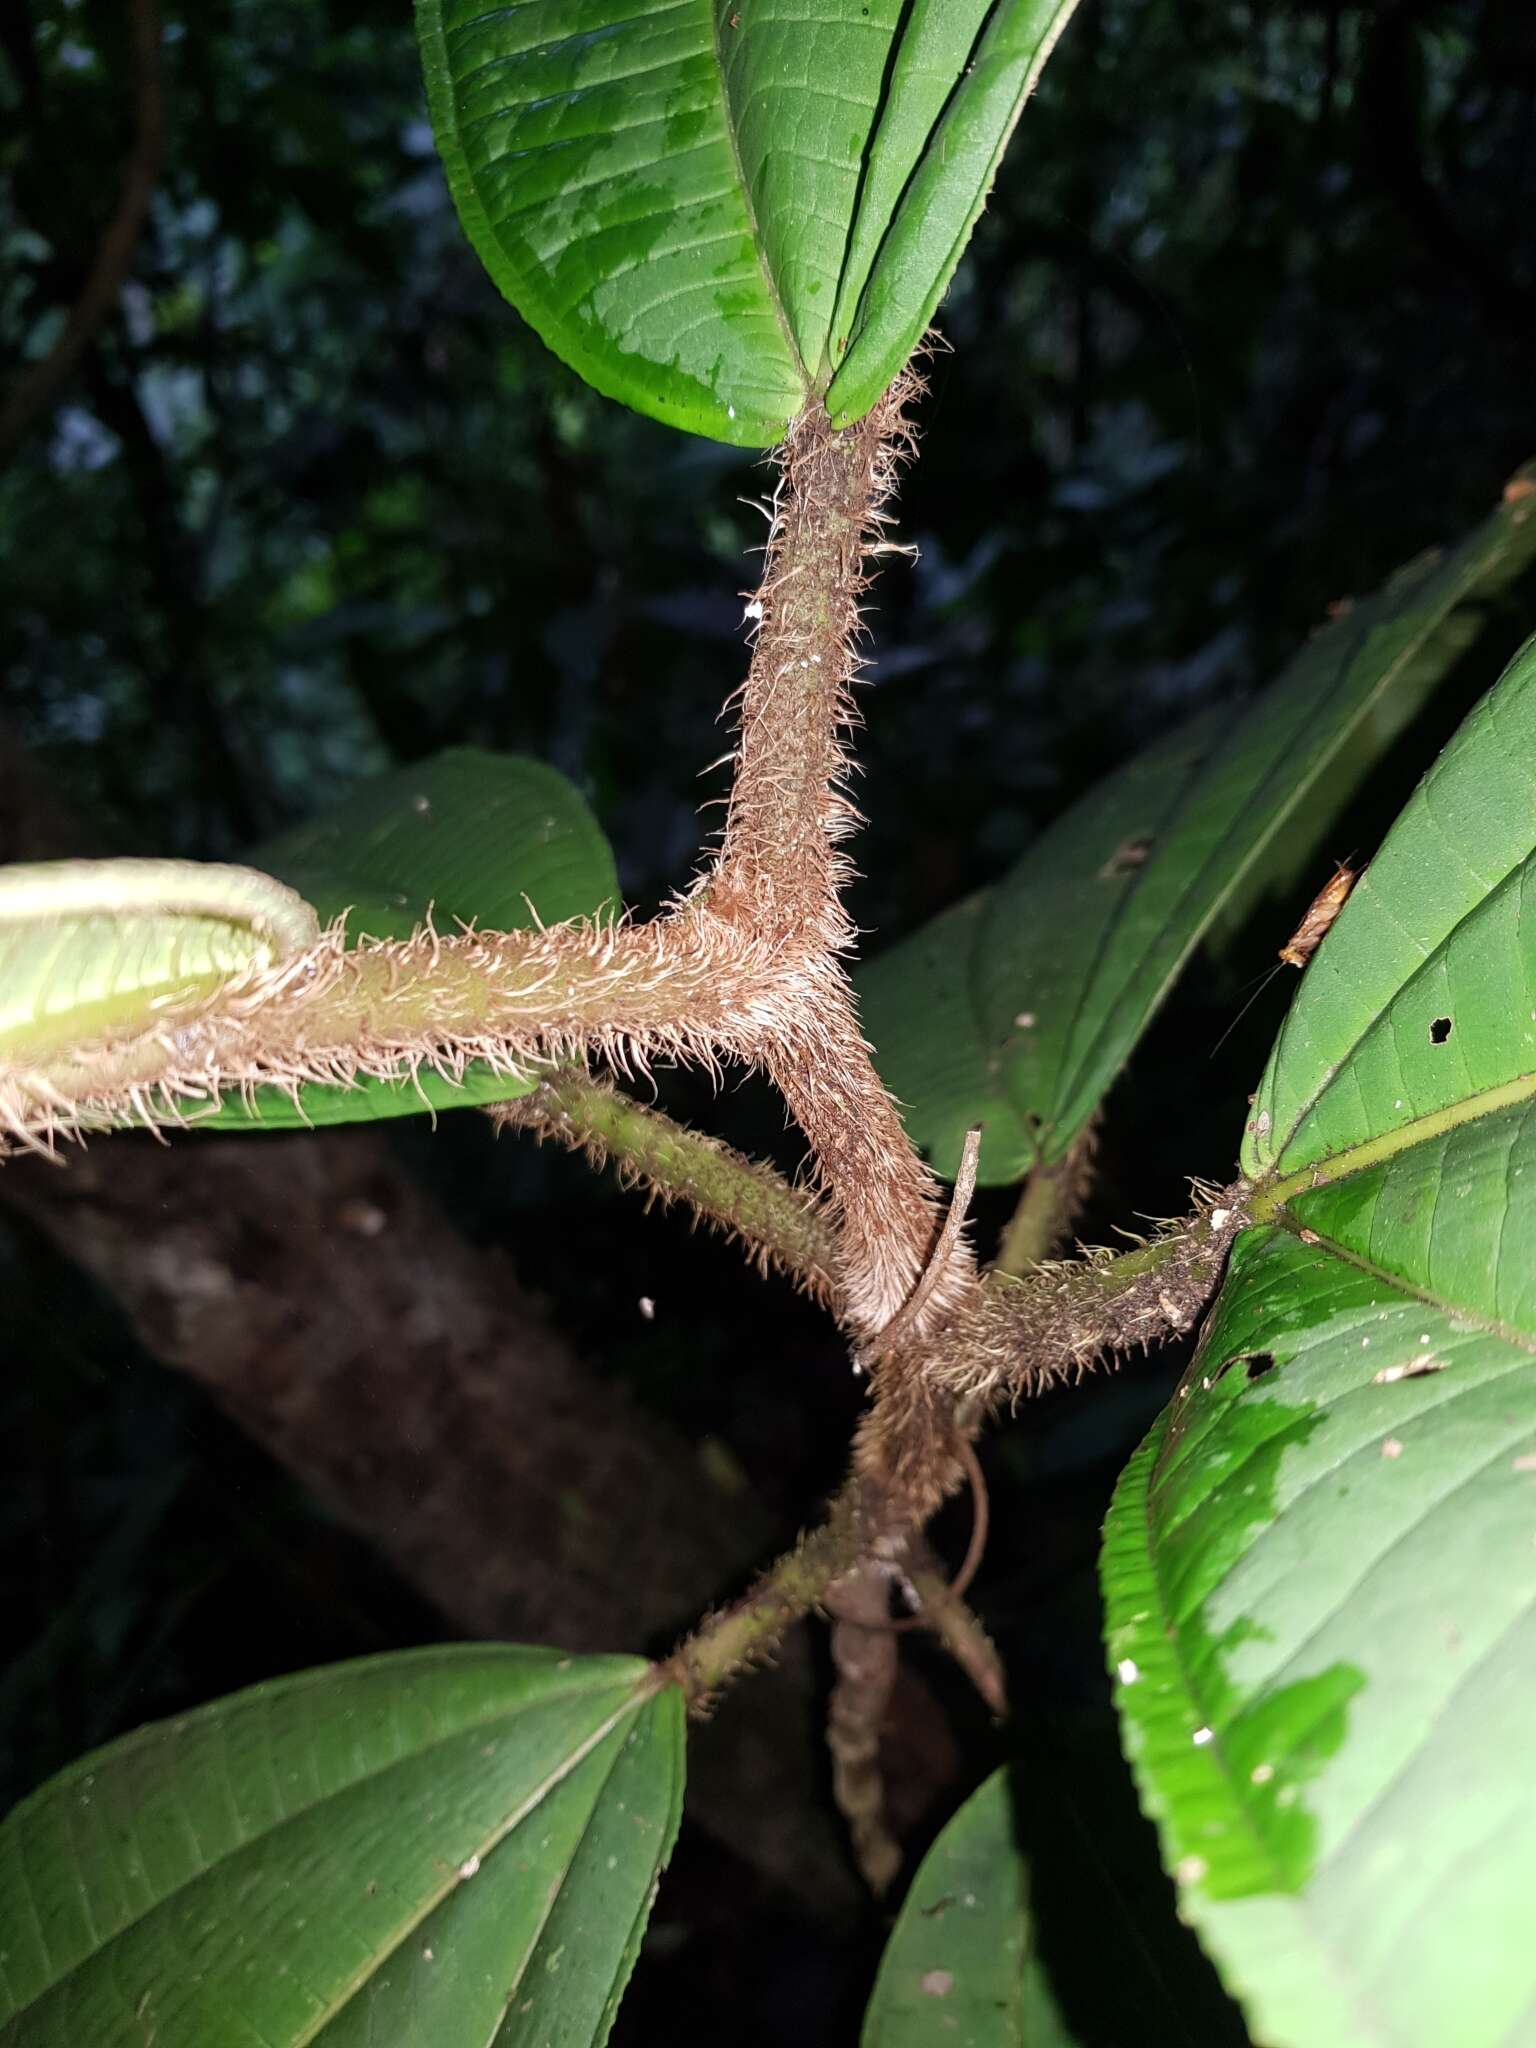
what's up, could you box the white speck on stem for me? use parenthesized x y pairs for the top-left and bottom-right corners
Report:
(1117, 1658), (1140, 1685)
(1251, 1763), (1274, 1783)
(1192, 1726), (1215, 1746)
(1381, 1437), (1405, 1459)
(456, 1854), (481, 1880)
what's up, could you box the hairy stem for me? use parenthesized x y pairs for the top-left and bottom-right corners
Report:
(0, 914), (779, 1151)
(697, 384), (976, 1346)
(994, 1116), (1101, 1278)
(931, 1184), (1249, 1408)
(826, 1563), (903, 1894)
(491, 1067), (839, 1305)
(903, 1540), (1008, 1720)
(670, 1182), (1246, 1710)
(667, 1484), (872, 1706)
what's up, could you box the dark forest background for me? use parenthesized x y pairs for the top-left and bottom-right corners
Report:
(3, 2), (1534, 2041)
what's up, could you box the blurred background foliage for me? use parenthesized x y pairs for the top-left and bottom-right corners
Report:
(2, 1), (1534, 2040)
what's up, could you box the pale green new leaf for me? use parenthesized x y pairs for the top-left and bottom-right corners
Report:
(861, 467), (1536, 1183)
(0, 859), (318, 1066)
(862, 1767), (1078, 2047)
(1103, 635), (1536, 2047)
(416, 0), (1079, 446)
(0, 1647), (683, 2048)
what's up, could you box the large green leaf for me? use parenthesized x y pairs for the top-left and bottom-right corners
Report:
(861, 467), (1536, 1184)
(0, 1646), (683, 2048)
(862, 1767), (1078, 2047)
(209, 747), (619, 1128)
(1102, 636), (1536, 2047)
(415, 0), (1079, 447)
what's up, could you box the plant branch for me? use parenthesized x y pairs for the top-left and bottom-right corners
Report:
(670, 1183), (1247, 1711)
(0, 0), (164, 468)
(0, 912), (782, 1153)
(931, 1185), (1249, 1408)
(489, 1067), (839, 1306)
(902, 1535), (1008, 1720)
(667, 1483), (874, 1706)
(826, 1562), (903, 1894)
(2, 383), (977, 1363)
(994, 1115), (1101, 1277)
(693, 381), (976, 1345)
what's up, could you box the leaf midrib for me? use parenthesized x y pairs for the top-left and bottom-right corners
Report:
(1254, 1070), (1536, 1222)
(708, 3), (806, 406)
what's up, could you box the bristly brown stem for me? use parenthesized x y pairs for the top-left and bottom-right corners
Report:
(903, 1531), (1008, 1719)
(826, 1562), (903, 1894)
(669, 1186), (1245, 1712)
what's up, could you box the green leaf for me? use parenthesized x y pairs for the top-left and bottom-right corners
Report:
(856, 889), (1036, 1183)
(208, 747), (619, 1129)
(826, 0), (1082, 430)
(862, 1767), (1078, 2047)
(1243, 636), (1536, 1183)
(1102, 637), (1536, 2047)
(861, 468), (1536, 1184)
(415, 1), (1079, 447)
(0, 859), (318, 1066)
(0, 1646), (684, 2048)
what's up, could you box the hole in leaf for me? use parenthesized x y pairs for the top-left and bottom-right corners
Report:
(1214, 1351), (1276, 1382)
(1430, 1016), (1453, 1044)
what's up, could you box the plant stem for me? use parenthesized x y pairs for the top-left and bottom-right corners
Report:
(994, 1164), (1063, 1276)
(492, 1068), (840, 1306)
(993, 1117), (1101, 1277)
(697, 386), (977, 1346)
(826, 1562), (903, 1894)
(668, 1483), (871, 1705)
(929, 1184), (1249, 1407)
(670, 1183), (1247, 1712)
(903, 1544), (1008, 1719)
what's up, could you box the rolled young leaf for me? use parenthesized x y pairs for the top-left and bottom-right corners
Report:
(0, 858), (320, 1146)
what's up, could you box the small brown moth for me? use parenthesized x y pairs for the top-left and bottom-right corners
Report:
(1210, 860), (1360, 1058)
(1278, 862), (1357, 969)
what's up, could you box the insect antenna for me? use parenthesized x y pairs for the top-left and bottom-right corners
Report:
(1208, 961), (1286, 1060)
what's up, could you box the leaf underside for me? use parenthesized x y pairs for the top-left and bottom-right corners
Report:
(0, 1646), (684, 2048)
(416, 0), (1080, 446)
(861, 466), (1536, 1184)
(1103, 632), (1536, 2048)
